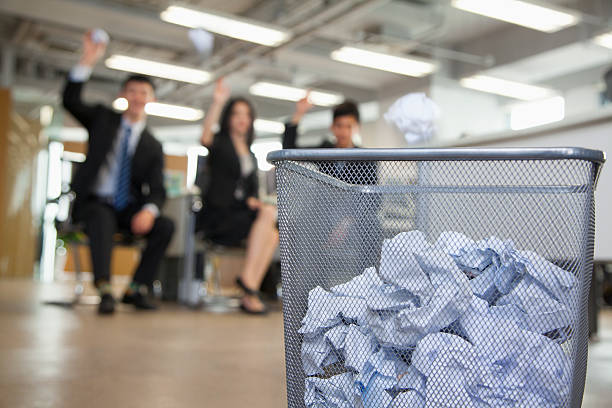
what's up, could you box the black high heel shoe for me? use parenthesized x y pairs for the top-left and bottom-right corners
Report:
(236, 277), (268, 315)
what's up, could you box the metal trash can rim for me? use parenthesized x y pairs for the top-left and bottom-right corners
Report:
(267, 147), (605, 164)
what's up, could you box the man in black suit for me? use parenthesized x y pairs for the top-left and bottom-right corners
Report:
(63, 31), (174, 314)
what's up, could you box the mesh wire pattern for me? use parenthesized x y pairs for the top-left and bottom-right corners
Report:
(272, 151), (602, 408)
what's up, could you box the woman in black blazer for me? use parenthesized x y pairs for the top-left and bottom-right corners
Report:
(200, 79), (278, 314)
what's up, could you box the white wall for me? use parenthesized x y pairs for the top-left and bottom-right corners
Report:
(564, 83), (603, 118)
(466, 113), (612, 260)
(430, 77), (508, 141)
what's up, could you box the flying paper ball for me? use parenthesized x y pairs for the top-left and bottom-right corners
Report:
(91, 28), (109, 44)
(384, 93), (440, 144)
(189, 28), (215, 56)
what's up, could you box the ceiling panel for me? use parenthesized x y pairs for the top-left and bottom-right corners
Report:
(1, 0), (610, 129)
(485, 41), (612, 85)
(104, 0), (260, 14)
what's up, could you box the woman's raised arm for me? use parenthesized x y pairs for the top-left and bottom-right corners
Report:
(201, 78), (231, 147)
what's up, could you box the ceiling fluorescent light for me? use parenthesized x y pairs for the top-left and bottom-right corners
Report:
(452, 0), (580, 33)
(330, 46), (436, 77)
(593, 31), (612, 49)
(249, 82), (343, 107)
(146, 102), (204, 121)
(254, 119), (285, 134)
(460, 75), (554, 100)
(161, 5), (291, 47)
(112, 98), (129, 111)
(105, 55), (210, 84)
(113, 98), (204, 121)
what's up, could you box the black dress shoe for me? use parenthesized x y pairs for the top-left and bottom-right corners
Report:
(121, 292), (158, 310)
(98, 293), (115, 315)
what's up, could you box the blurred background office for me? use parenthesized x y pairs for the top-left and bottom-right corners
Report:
(1, 0), (612, 407)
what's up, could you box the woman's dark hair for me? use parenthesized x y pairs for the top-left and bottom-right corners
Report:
(218, 97), (256, 146)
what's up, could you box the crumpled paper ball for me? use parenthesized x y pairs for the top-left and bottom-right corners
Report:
(384, 93), (440, 144)
(189, 28), (214, 56)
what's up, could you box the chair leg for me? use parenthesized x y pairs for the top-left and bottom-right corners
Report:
(42, 242), (92, 308)
(73, 242), (100, 306)
(178, 206), (206, 307)
(72, 242), (83, 304)
(203, 251), (214, 297)
(212, 253), (222, 296)
(179, 218), (198, 305)
(181, 254), (204, 308)
(201, 249), (240, 312)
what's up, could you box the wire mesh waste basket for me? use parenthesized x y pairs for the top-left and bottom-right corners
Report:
(268, 148), (605, 408)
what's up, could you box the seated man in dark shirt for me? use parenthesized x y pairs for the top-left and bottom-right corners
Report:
(283, 95), (381, 269)
(282, 95), (377, 185)
(283, 94), (359, 149)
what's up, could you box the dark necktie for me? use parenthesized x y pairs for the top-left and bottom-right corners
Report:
(114, 125), (132, 211)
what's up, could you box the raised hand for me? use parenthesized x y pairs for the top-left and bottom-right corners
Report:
(79, 30), (107, 68)
(213, 78), (231, 105)
(291, 90), (314, 125)
(201, 78), (231, 146)
(297, 91), (314, 115)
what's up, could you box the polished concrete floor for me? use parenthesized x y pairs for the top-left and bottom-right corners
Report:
(0, 280), (286, 408)
(0, 280), (611, 407)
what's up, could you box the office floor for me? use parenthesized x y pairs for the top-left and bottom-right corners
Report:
(0, 280), (611, 408)
(0, 280), (286, 408)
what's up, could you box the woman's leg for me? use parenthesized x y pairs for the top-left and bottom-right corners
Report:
(240, 204), (279, 311)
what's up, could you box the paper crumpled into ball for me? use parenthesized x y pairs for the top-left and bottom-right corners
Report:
(446, 232), (578, 341)
(300, 230), (578, 407)
(189, 28), (215, 56)
(384, 93), (440, 144)
(412, 328), (571, 407)
(91, 28), (109, 44)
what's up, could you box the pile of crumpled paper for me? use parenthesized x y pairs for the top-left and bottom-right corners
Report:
(300, 230), (578, 407)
